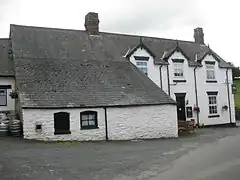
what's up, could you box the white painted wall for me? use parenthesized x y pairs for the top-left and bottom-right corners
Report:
(129, 48), (161, 87)
(167, 52), (197, 121)
(22, 105), (178, 141)
(228, 68), (236, 123)
(196, 55), (236, 125)
(107, 105), (178, 140)
(129, 48), (236, 126)
(161, 66), (169, 94)
(0, 77), (15, 112)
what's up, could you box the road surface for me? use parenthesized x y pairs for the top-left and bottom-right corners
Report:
(0, 127), (240, 180)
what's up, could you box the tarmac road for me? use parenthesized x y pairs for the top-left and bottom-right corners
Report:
(0, 127), (240, 180)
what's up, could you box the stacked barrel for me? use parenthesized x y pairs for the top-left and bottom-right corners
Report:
(0, 112), (22, 137)
(9, 119), (22, 137)
(0, 113), (9, 136)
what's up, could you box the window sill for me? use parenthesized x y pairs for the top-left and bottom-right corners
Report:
(206, 80), (217, 83)
(81, 126), (99, 130)
(173, 80), (186, 83)
(54, 131), (71, 135)
(208, 115), (220, 118)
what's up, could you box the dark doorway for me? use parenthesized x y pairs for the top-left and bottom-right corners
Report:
(175, 93), (186, 121)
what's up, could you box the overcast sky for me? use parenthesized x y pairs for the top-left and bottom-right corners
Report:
(0, 0), (239, 65)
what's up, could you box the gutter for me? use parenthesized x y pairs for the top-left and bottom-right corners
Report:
(159, 65), (163, 88)
(194, 66), (200, 126)
(226, 69), (232, 124)
(104, 107), (109, 141)
(167, 65), (170, 95)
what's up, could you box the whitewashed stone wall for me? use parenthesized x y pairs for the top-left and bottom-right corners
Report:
(22, 108), (106, 141)
(22, 104), (178, 141)
(107, 105), (178, 140)
(0, 77), (15, 112)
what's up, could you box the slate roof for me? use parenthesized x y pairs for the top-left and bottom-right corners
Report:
(0, 39), (14, 76)
(10, 24), (232, 108)
(10, 25), (176, 108)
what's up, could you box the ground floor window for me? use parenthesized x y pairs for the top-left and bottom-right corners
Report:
(54, 112), (71, 134)
(0, 89), (7, 106)
(80, 111), (98, 129)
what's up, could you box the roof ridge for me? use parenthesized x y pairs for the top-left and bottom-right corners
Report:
(10, 24), (206, 46)
(100, 31), (200, 45)
(13, 56), (130, 62)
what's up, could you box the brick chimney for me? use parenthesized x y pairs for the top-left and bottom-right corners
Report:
(194, 27), (204, 44)
(85, 12), (99, 35)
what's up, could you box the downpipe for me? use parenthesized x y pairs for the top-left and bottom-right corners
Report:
(194, 66), (200, 126)
(226, 69), (232, 124)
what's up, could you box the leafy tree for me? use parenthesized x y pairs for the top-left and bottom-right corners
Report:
(232, 65), (240, 80)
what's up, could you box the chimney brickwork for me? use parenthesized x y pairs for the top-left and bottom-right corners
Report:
(194, 27), (204, 44)
(85, 12), (99, 35)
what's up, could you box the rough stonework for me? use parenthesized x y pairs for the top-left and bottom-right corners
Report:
(22, 105), (177, 141)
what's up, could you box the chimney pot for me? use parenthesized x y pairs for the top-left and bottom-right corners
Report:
(85, 12), (99, 35)
(194, 27), (204, 44)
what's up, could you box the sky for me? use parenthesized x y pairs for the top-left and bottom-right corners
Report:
(0, 0), (239, 66)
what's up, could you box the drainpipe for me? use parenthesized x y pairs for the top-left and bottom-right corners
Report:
(167, 65), (170, 95)
(104, 107), (109, 141)
(226, 69), (232, 124)
(159, 65), (163, 88)
(194, 66), (200, 126)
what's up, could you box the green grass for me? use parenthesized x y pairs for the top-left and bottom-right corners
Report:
(234, 80), (240, 108)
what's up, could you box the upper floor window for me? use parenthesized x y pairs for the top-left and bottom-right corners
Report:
(0, 89), (7, 106)
(173, 63), (184, 77)
(206, 65), (215, 80)
(54, 112), (71, 135)
(172, 59), (184, 78)
(80, 111), (98, 129)
(136, 61), (148, 76)
(205, 61), (216, 80)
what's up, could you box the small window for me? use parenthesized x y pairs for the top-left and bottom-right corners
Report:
(208, 95), (218, 115)
(54, 112), (71, 135)
(0, 89), (7, 106)
(136, 61), (148, 75)
(80, 111), (98, 129)
(173, 63), (184, 77)
(206, 64), (215, 80)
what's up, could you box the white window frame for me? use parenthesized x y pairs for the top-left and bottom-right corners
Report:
(136, 61), (148, 76)
(173, 62), (184, 78)
(208, 95), (218, 115)
(0, 89), (7, 106)
(206, 64), (216, 80)
(80, 111), (98, 129)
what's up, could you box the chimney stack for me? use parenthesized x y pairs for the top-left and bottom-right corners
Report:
(85, 12), (99, 35)
(194, 27), (204, 44)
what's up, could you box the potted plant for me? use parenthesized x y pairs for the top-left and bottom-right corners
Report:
(9, 91), (18, 99)
(222, 105), (228, 110)
(193, 106), (200, 112)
